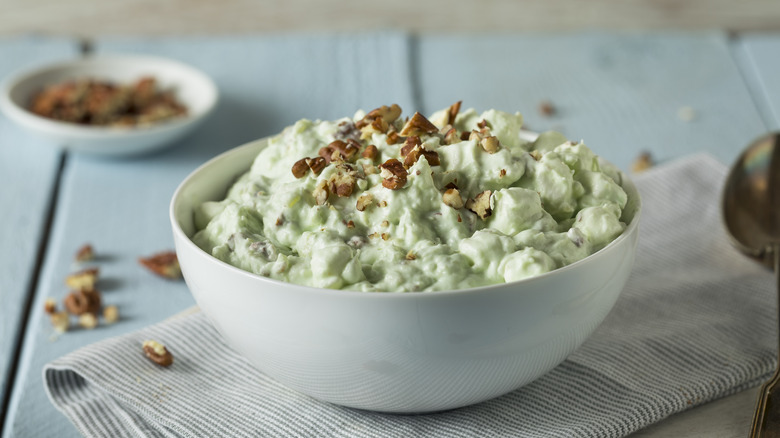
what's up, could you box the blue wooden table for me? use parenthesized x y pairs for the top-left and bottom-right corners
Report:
(0, 32), (778, 437)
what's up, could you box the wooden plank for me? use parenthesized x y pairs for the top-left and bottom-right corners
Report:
(2, 33), (415, 438)
(416, 32), (766, 171)
(0, 36), (76, 428)
(738, 34), (780, 130)
(2, 0), (780, 35)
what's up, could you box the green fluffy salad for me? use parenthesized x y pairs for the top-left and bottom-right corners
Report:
(192, 102), (629, 292)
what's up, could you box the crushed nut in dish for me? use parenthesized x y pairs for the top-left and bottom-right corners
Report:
(29, 77), (187, 127)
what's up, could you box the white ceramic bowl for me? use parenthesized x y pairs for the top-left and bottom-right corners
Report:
(170, 138), (641, 413)
(0, 55), (218, 157)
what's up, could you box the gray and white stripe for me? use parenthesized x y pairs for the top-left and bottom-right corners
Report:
(44, 154), (776, 437)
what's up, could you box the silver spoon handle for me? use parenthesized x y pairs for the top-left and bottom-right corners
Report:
(750, 244), (780, 437)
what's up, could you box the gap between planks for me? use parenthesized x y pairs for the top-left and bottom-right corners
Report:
(0, 152), (67, 434)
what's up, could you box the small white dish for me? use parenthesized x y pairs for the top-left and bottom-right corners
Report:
(0, 55), (218, 157)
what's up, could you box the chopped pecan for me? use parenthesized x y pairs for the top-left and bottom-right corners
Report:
(446, 101), (462, 126)
(381, 233), (390, 241)
(366, 104), (402, 123)
(529, 150), (542, 161)
(443, 127), (460, 145)
(406, 250), (417, 260)
(143, 340), (174, 367)
(346, 220), (355, 229)
(400, 112), (439, 137)
(307, 157), (327, 174)
(356, 193), (373, 211)
(386, 131), (401, 145)
(360, 117), (389, 139)
(480, 136), (500, 154)
(400, 136), (421, 157)
(422, 150), (440, 166)
(499, 168), (507, 177)
(362, 163), (378, 175)
(65, 268), (99, 291)
(291, 158), (310, 178)
(329, 163), (358, 198)
(320, 140), (359, 162)
(64, 289), (101, 316)
(460, 131), (471, 141)
(139, 251), (181, 279)
(379, 159), (407, 190)
(442, 188), (464, 209)
(362, 144), (378, 160)
(477, 119), (491, 130)
(319, 144), (339, 163)
(313, 180), (330, 205)
(466, 190), (493, 220)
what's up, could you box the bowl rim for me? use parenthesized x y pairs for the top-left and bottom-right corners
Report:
(170, 136), (642, 299)
(0, 53), (219, 137)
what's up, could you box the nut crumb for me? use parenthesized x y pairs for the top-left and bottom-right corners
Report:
(538, 100), (556, 117)
(139, 252), (181, 279)
(75, 244), (94, 262)
(103, 305), (119, 324)
(51, 311), (70, 333)
(406, 251), (417, 260)
(143, 340), (173, 367)
(44, 298), (57, 315)
(677, 106), (696, 122)
(631, 151), (653, 173)
(65, 268), (99, 291)
(78, 313), (98, 330)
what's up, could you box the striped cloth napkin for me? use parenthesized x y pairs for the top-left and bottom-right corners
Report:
(45, 154), (775, 437)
